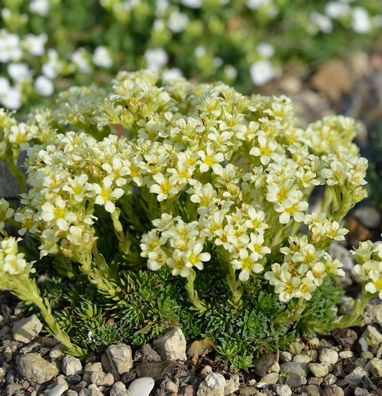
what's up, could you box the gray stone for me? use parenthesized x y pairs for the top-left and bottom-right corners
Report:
(127, 377), (155, 396)
(354, 206), (381, 228)
(339, 350), (353, 359)
(90, 371), (114, 387)
(362, 325), (382, 347)
(319, 349), (338, 365)
(105, 343), (133, 375)
(49, 345), (65, 360)
(279, 351), (292, 362)
(46, 382), (68, 396)
(12, 315), (43, 344)
(323, 373), (337, 385)
(275, 384), (292, 396)
(304, 385), (321, 396)
(322, 385), (344, 396)
(66, 391), (79, 396)
(153, 327), (187, 361)
(308, 363), (330, 377)
(344, 367), (368, 385)
(17, 353), (59, 384)
(280, 362), (308, 377)
(197, 372), (226, 396)
(110, 381), (128, 396)
(79, 384), (103, 396)
(293, 354), (312, 363)
(257, 373), (279, 387)
(285, 373), (307, 388)
(62, 355), (83, 376)
(369, 358), (382, 377)
(364, 303), (382, 325)
(329, 242), (354, 271)
(224, 374), (239, 395)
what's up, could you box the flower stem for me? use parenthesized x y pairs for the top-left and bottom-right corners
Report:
(185, 269), (207, 313)
(226, 264), (243, 307)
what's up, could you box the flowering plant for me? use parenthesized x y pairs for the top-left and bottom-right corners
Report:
(0, 71), (380, 366)
(0, 0), (381, 110)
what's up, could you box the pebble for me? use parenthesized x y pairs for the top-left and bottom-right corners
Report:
(354, 206), (380, 228)
(275, 384), (292, 396)
(308, 363), (330, 378)
(323, 373), (337, 385)
(268, 362), (280, 373)
(363, 303), (382, 325)
(79, 384), (103, 396)
(12, 315), (43, 344)
(17, 353), (59, 384)
(319, 349), (338, 365)
(224, 374), (239, 395)
(110, 381), (128, 396)
(362, 325), (382, 347)
(62, 355), (83, 376)
(369, 357), (382, 377)
(105, 343), (133, 375)
(285, 373), (307, 388)
(127, 377), (155, 396)
(140, 344), (162, 362)
(280, 362), (307, 377)
(304, 384), (321, 396)
(66, 391), (79, 396)
(153, 327), (187, 361)
(279, 351), (292, 362)
(257, 373), (279, 387)
(46, 382), (68, 396)
(197, 372), (226, 396)
(90, 371), (114, 387)
(344, 367), (368, 385)
(322, 385), (344, 396)
(49, 345), (65, 360)
(200, 365), (212, 379)
(339, 350), (353, 359)
(293, 354), (312, 363)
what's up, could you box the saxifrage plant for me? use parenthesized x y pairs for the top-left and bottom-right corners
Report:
(0, 70), (381, 368)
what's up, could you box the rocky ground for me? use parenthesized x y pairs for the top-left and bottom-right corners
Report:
(1, 51), (382, 395)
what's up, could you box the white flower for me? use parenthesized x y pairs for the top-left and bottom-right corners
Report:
(150, 173), (178, 201)
(325, 2), (350, 19)
(232, 249), (264, 282)
(257, 43), (274, 58)
(352, 7), (371, 33)
(0, 31), (22, 63)
(92, 177), (124, 213)
(93, 46), (113, 68)
(35, 76), (54, 97)
(7, 63), (32, 83)
(184, 242), (211, 271)
(29, 0), (50, 16)
(197, 146), (224, 173)
(310, 12), (333, 33)
(249, 133), (277, 165)
(0, 86), (22, 110)
(41, 197), (77, 231)
(42, 50), (62, 79)
(181, 0), (202, 8)
(71, 49), (92, 73)
(144, 48), (168, 72)
(250, 60), (277, 86)
(162, 68), (183, 80)
(168, 11), (189, 33)
(24, 34), (47, 56)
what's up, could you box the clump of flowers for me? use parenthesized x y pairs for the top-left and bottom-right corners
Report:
(0, 0), (381, 109)
(0, 70), (378, 363)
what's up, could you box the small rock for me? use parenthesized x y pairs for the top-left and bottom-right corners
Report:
(323, 373), (337, 385)
(49, 345), (65, 360)
(12, 315), (43, 344)
(62, 355), (83, 376)
(268, 362), (280, 373)
(164, 380), (178, 393)
(285, 373), (306, 388)
(90, 371), (114, 387)
(308, 377), (323, 386)
(224, 374), (239, 395)
(322, 385), (344, 396)
(66, 391), (79, 396)
(339, 350), (353, 359)
(197, 373), (226, 396)
(279, 352), (292, 362)
(344, 367), (368, 385)
(369, 358), (382, 377)
(364, 303), (382, 325)
(153, 327), (187, 361)
(141, 344), (161, 362)
(333, 328), (358, 348)
(79, 384), (103, 396)
(304, 385), (321, 396)
(293, 354), (312, 363)
(319, 349), (338, 365)
(17, 353), (59, 384)
(46, 381), (68, 396)
(362, 325), (382, 347)
(257, 373), (278, 387)
(110, 381), (128, 396)
(253, 354), (277, 377)
(127, 377), (155, 396)
(354, 206), (380, 228)
(200, 365), (212, 379)
(275, 384), (292, 396)
(280, 362), (307, 377)
(308, 363), (330, 378)
(105, 343), (133, 375)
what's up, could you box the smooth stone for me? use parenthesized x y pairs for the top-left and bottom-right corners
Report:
(153, 327), (187, 361)
(197, 372), (226, 396)
(127, 377), (155, 396)
(105, 343), (133, 375)
(61, 355), (83, 376)
(17, 353), (59, 384)
(12, 315), (43, 344)
(319, 349), (338, 365)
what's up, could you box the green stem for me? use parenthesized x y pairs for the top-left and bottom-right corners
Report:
(185, 269), (207, 313)
(226, 264), (243, 307)
(334, 289), (371, 328)
(14, 277), (85, 357)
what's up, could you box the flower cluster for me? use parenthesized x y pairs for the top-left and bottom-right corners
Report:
(10, 70), (366, 307)
(352, 240), (382, 299)
(0, 0), (381, 109)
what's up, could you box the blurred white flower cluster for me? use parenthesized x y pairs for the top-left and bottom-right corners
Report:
(6, 70), (367, 306)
